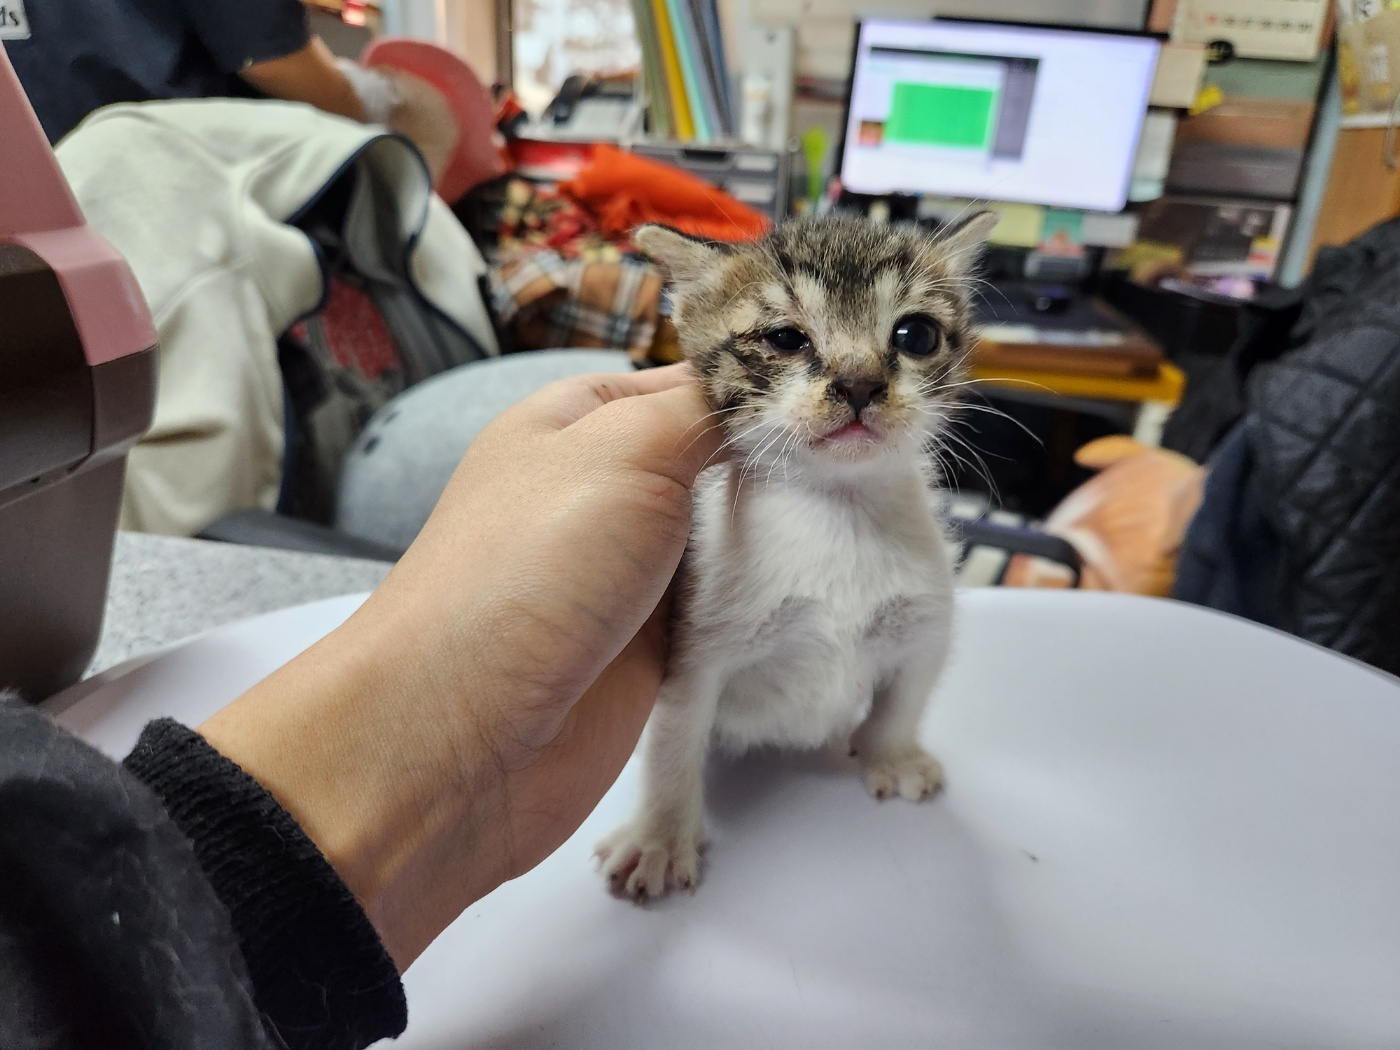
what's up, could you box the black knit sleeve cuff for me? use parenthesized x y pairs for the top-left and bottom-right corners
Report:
(123, 718), (407, 1050)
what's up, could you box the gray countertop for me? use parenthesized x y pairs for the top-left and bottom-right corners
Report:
(91, 532), (392, 676)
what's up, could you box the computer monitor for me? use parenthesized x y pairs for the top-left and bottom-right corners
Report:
(839, 19), (1160, 213)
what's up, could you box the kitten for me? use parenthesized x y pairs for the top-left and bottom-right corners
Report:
(596, 211), (998, 900)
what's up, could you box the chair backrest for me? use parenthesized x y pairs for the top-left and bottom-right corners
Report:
(0, 47), (157, 699)
(361, 37), (507, 203)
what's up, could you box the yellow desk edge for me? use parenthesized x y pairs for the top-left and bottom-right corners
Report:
(967, 361), (1186, 405)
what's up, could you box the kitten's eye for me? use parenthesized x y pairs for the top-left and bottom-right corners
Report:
(891, 315), (941, 357)
(763, 327), (811, 353)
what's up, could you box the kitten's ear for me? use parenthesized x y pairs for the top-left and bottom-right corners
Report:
(934, 210), (999, 270)
(633, 224), (728, 285)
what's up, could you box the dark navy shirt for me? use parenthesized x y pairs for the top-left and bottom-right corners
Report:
(3, 0), (310, 143)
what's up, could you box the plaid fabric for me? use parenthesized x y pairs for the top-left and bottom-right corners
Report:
(489, 248), (664, 362)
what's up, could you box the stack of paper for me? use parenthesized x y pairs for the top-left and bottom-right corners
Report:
(631, 0), (734, 142)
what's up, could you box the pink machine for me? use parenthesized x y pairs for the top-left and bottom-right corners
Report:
(0, 49), (157, 699)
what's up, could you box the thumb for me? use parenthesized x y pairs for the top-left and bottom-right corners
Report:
(571, 381), (725, 490)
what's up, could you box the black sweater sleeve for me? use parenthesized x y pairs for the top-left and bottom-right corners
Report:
(122, 722), (408, 1050)
(0, 699), (406, 1050)
(0, 698), (272, 1050)
(124, 720), (407, 1050)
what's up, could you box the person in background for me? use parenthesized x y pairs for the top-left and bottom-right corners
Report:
(3, 0), (455, 178)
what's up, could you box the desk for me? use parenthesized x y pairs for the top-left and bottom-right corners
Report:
(90, 533), (389, 677)
(970, 316), (1181, 445)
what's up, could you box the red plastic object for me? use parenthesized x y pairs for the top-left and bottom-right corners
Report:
(361, 37), (507, 203)
(0, 53), (156, 365)
(1, 46), (158, 699)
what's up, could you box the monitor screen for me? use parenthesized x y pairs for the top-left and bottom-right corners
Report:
(839, 19), (1159, 212)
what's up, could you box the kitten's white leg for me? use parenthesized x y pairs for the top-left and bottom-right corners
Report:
(595, 666), (722, 900)
(852, 638), (948, 802)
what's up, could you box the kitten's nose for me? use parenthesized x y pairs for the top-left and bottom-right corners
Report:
(830, 377), (887, 416)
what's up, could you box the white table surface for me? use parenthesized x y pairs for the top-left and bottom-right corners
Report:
(48, 589), (1400, 1050)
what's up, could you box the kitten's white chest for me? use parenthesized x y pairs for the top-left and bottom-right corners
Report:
(684, 466), (953, 751)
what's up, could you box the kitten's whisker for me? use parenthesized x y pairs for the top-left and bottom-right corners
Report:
(739, 424), (785, 484)
(676, 406), (735, 447)
(926, 436), (982, 498)
(750, 425), (792, 481)
(950, 402), (1045, 447)
(942, 422), (1020, 465)
(697, 434), (743, 474)
(718, 419), (784, 473)
(783, 427), (809, 482)
(936, 376), (1054, 396)
(678, 408), (741, 462)
(748, 425), (786, 464)
(927, 441), (976, 502)
(940, 427), (1005, 507)
(729, 418), (779, 444)
(767, 428), (804, 487)
(971, 281), (1014, 309)
(927, 440), (972, 494)
(924, 436), (968, 492)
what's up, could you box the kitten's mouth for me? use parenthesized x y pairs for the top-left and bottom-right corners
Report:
(820, 420), (881, 443)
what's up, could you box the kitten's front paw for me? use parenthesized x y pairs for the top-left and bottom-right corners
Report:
(595, 821), (705, 902)
(860, 748), (944, 801)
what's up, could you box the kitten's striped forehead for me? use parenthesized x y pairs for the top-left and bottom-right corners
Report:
(691, 217), (975, 340)
(764, 221), (967, 319)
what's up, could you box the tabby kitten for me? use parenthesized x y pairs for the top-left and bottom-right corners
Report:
(596, 212), (998, 900)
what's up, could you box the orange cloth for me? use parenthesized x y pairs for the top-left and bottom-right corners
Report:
(559, 144), (769, 243)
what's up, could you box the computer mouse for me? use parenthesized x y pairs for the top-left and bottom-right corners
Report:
(1031, 286), (1073, 314)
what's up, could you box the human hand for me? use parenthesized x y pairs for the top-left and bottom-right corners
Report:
(381, 70), (458, 187)
(332, 58), (457, 186)
(200, 366), (722, 968)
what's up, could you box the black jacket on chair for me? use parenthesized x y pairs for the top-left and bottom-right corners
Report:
(1176, 218), (1400, 678)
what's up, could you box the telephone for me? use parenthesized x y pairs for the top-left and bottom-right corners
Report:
(540, 73), (645, 139)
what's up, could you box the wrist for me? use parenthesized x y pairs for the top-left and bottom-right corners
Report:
(198, 598), (510, 968)
(334, 58), (399, 125)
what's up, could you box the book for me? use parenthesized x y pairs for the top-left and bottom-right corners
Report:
(630, 0), (672, 137)
(633, 0), (736, 142)
(651, 0), (695, 140)
(681, 0), (729, 138)
(665, 0), (711, 140)
(696, 0), (735, 131)
(684, 0), (730, 136)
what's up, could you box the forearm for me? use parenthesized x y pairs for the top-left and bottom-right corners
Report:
(239, 37), (366, 121)
(238, 39), (454, 183)
(197, 576), (668, 969)
(197, 597), (512, 970)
